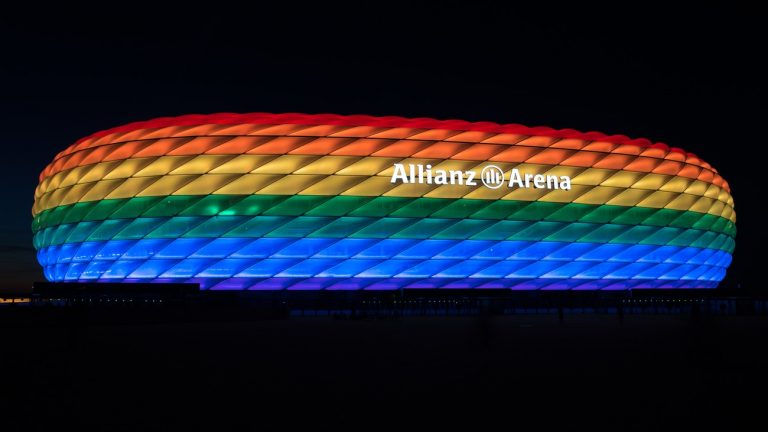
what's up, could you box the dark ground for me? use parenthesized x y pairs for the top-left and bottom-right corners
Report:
(1, 309), (766, 430)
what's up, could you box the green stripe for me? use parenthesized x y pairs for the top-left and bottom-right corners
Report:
(32, 195), (737, 239)
(32, 215), (736, 253)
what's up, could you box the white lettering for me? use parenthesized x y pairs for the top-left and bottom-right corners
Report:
(546, 175), (559, 189)
(435, 170), (448, 185)
(508, 169), (523, 188)
(449, 170), (464, 185)
(524, 173), (534, 187)
(390, 163), (572, 191)
(465, 171), (477, 186)
(391, 163), (409, 183)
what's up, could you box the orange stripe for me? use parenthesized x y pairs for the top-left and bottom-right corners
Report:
(40, 132), (731, 192)
(329, 138), (389, 156)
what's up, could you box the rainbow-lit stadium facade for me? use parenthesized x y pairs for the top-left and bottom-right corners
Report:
(32, 113), (735, 290)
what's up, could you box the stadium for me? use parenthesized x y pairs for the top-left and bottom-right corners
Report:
(32, 113), (735, 290)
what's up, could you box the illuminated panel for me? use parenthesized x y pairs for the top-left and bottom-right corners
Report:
(32, 113), (735, 290)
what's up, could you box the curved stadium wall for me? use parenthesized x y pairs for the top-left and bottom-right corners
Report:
(32, 113), (735, 290)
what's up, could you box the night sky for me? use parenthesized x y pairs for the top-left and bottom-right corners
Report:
(1, 5), (764, 291)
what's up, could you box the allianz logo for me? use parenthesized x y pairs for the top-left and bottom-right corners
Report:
(390, 163), (572, 190)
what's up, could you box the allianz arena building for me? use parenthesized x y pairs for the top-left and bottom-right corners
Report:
(32, 113), (735, 290)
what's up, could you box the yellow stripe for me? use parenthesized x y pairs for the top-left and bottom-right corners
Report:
(33, 172), (737, 222)
(35, 155), (735, 209)
(36, 171), (735, 216)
